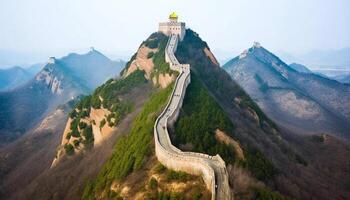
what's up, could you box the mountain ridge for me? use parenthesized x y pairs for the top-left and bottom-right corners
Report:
(0, 66), (33, 91)
(223, 43), (350, 138)
(0, 49), (125, 145)
(1, 28), (350, 200)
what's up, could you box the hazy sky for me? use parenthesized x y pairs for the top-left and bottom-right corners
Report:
(0, 0), (349, 64)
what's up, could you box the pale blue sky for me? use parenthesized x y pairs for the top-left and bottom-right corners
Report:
(0, 0), (349, 65)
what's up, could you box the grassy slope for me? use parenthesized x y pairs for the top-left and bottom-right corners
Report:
(64, 69), (147, 153)
(174, 29), (295, 199)
(82, 84), (173, 199)
(81, 32), (210, 200)
(174, 74), (275, 182)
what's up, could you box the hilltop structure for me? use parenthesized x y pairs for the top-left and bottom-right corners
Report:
(158, 12), (186, 41)
(48, 57), (56, 64)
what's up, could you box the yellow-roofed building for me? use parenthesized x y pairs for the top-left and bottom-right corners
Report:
(159, 12), (186, 41)
(169, 12), (178, 20)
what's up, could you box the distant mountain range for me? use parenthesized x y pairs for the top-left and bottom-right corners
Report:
(0, 49), (125, 145)
(0, 63), (44, 91)
(287, 62), (350, 84)
(289, 63), (312, 74)
(0, 50), (45, 68)
(333, 74), (350, 84)
(278, 48), (350, 67)
(0, 67), (32, 91)
(26, 63), (44, 75)
(223, 43), (350, 138)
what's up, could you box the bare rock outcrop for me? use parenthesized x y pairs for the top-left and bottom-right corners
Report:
(125, 43), (175, 89)
(215, 129), (245, 160)
(152, 73), (176, 88)
(204, 47), (219, 67)
(51, 107), (115, 167)
(125, 45), (156, 79)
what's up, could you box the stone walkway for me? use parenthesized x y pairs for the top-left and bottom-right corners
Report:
(154, 34), (231, 200)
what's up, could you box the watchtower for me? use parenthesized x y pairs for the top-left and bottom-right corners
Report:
(48, 57), (56, 64)
(158, 12), (186, 41)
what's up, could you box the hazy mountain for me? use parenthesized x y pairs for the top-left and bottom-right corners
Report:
(25, 63), (44, 75)
(55, 48), (125, 89)
(338, 75), (350, 84)
(332, 74), (350, 84)
(0, 49), (125, 145)
(289, 63), (312, 74)
(0, 50), (46, 68)
(223, 43), (350, 138)
(0, 63), (45, 92)
(0, 66), (32, 91)
(0, 99), (76, 197)
(279, 48), (350, 67)
(301, 48), (350, 67)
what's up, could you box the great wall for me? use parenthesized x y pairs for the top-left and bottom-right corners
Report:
(154, 13), (232, 200)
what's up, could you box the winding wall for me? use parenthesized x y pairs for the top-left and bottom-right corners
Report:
(154, 33), (232, 200)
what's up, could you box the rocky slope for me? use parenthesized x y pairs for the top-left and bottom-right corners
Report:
(0, 49), (125, 145)
(0, 99), (77, 199)
(223, 43), (350, 138)
(52, 33), (177, 167)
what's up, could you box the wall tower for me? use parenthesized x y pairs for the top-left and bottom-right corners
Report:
(48, 57), (56, 64)
(158, 12), (186, 41)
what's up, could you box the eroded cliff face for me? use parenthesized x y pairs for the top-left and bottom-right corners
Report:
(203, 47), (219, 67)
(123, 34), (176, 89)
(35, 65), (64, 95)
(89, 108), (115, 144)
(215, 129), (245, 160)
(51, 107), (115, 167)
(153, 73), (176, 88)
(51, 32), (177, 167)
(124, 45), (157, 79)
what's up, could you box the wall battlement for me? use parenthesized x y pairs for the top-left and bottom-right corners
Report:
(159, 12), (186, 41)
(154, 31), (232, 200)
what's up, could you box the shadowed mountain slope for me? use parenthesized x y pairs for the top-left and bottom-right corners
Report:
(0, 49), (124, 145)
(223, 44), (350, 138)
(175, 30), (350, 200)
(289, 63), (312, 74)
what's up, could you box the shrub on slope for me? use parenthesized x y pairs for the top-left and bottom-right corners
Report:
(174, 74), (276, 182)
(82, 85), (173, 199)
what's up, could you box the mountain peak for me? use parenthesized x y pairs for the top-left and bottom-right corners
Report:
(253, 41), (262, 48)
(48, 57), (56, 64)
(239, 42), (264, 59)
